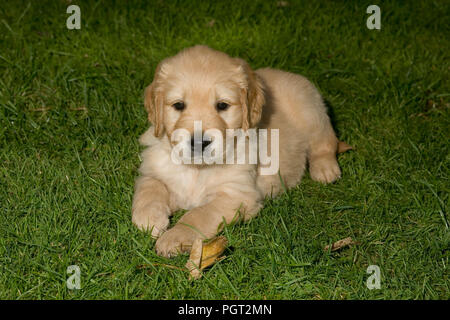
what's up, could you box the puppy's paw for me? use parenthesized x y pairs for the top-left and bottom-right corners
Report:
(309, 156), (341, 184)
(155, 225), (201, 258)
(132, 204), (170, 238)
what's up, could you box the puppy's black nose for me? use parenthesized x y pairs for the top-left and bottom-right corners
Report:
(191, 138), (212, 152)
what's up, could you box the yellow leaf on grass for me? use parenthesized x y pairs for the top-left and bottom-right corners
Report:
(186, 236), (228, 280)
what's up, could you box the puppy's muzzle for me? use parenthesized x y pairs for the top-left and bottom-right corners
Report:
(190, 137), (212, 152)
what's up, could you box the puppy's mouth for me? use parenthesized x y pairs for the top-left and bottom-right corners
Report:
(169, 130), (228, 165)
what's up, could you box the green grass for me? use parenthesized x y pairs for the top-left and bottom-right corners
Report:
(0, 0), (449, 299)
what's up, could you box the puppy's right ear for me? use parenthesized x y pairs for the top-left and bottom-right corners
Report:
(144, 63), (167, 137)
(144, 83), (164, 137)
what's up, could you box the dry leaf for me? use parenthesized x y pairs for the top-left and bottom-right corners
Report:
(324, 237), (355, 251)
(337, 140), (353, 154)
(206, 19), (215, 28)
(277, 1), (290, 7)
(200, 236), (228, 268)
(186, 236), (228, 280)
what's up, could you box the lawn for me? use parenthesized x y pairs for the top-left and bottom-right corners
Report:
(0, 0), (448, 299)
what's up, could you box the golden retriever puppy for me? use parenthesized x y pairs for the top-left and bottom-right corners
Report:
(132, 45), (341, 257)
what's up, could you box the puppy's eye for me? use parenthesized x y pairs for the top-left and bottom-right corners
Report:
(172, 102), (185, 111)
(216, 102), (229, 111)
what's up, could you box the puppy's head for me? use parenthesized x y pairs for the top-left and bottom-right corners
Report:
(144, 45), (265, 158)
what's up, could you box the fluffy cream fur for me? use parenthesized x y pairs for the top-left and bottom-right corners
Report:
(132, 45), (341, 257)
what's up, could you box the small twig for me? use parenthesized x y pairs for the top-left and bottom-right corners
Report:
(31, 107), (51, 112)
(136, 263), (187, 273)
(70, 106), (88, 111)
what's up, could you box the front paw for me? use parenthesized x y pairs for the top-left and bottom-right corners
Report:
(132, 204), (170, 238)
(155, 225), (201, 258)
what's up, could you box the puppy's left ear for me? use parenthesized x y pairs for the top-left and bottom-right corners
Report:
(236, 59), (265, 130)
